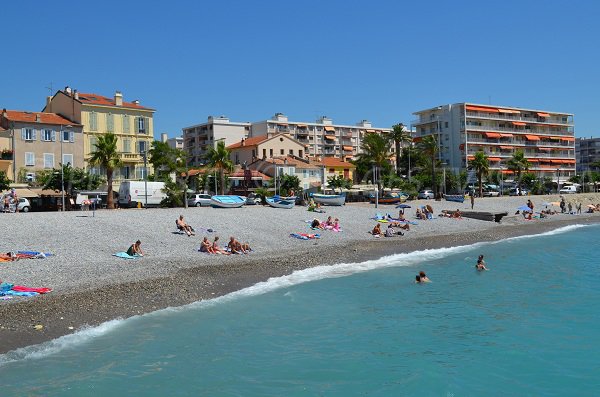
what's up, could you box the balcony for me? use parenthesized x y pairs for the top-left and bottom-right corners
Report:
(118, 153), (142, 162)
(467, 137), (574, 148)
(466, 124), (574, 136)
(466, 111), (572, 126)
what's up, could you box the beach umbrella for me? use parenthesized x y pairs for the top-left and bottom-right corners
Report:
(517, 205), (532, 212)
(395, 204), (411, 209)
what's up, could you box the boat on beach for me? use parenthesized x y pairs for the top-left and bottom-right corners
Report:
(265, 196), (296, 209)
(311, 192), (346, 206)
(444, 194), (465, 203)
(210, 195), (246, 208)
(369, 192), (409, 204)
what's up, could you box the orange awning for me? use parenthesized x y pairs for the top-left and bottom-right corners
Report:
(550, 159), (563, 164)
(466, 105), (499, 113)
(564, 159), (576, 164)
(561, 137), (575, 141)
(527, 159), (540, 162)
(343, 145), (353, 151)
(501, 170), (514, 174)
(512, 121), (527, 126)
(548, 136), (562, 140)
(525, 135), (540, 141)
(500, 133), (514, 137)
(499, 146), (514, 149)
(538, 147), (553, 151)
(296, 124), (308, 128)
(365, 129), (375, 133)
(277, 123), (288, 126)
(498, 109), (521, 114)
(324, 126), (335, 132)
(484, 132), (502, 138)
(488, 157), (501, 161)
(537, 112), (550, 117)
(324, 135), (336, 140)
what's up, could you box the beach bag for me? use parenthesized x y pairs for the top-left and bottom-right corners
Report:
(385, 227), (396, 237)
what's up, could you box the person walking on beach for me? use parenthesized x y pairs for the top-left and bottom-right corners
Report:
(127, 240), (144, 257)
(470, 192), (475, 210)
(576, 202), (582, 215)
(560, 196), (566, 213)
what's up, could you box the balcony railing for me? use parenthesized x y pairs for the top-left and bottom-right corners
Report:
(466, 111), (573, 126)
(466, 149), (574, 159)
(466, 124), (574, 135)
(467, 138), (574, 148)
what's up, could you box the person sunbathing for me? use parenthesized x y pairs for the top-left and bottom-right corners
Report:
(176, 215), (195, 236)
(416, 208), (425, 220)
(323, 216), (334, 228)
(200, 237), (214, 253)
(127, 240), (144, 257)
(212, 236), (230, 255)
(371, 223), (384, 237)
(452, 209), (462, 219)
(331, 218), (341, 232)
(311, 219), (324, 229)
(228, 236), (247, 254)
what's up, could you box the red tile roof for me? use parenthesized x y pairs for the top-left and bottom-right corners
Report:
(227, 135), (269, 149)
(228, 169), (271, 180)
(76, 92), (154, 110)
(2, 110), (80, 126)
(318, 157), (356, 168)
(261, 156), (320, 169)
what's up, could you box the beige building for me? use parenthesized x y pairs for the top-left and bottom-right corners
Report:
(0, 109), (83, 182)
(227, 133), (306, 166)
(45, 88), (155, 186)
(248, 155), (323, 191)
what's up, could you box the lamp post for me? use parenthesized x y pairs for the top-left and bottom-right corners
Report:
(556, 168), (561, 193)
(142, 151), (148, 207)
(59, 124), (72, 211)
(441, 162), (447, 196)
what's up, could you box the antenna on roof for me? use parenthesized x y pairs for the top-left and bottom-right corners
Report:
(46, 82), (53, 96)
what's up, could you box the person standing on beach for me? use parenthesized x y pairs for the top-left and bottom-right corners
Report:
(560, 196), (566, 213)
(470, 192), (475, 210)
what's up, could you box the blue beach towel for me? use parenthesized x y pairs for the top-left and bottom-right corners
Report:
(112, 252), (140, 259)
(17, 251), (53, 257)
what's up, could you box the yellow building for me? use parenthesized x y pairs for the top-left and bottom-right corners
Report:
(44, 88), (155, 187)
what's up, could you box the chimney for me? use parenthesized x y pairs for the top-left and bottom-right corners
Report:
(35, 113), (41, 123)
(74, 90), (79, 100)
(241, 138), (245, 146)
(2, 108), (6, 119)
(115, 91), (123, 106)
(45, 96), (52, 111)
(132, 100), (139, 105)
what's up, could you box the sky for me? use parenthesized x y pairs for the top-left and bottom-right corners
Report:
(2, 0), (599, 138)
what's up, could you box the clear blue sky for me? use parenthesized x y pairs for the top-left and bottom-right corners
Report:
(2, 0), (598, 138)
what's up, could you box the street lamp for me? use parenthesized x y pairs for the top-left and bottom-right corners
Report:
(141, 150), (148, 207)
(441, 162), (447, 195)
(59, 124), (72, 211)
(556, 168), (560, 193)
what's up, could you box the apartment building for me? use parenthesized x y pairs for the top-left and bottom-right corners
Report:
(249, 113), (393, 161)
(227, 133), (306, 166)
(412, 103), (575, 181)
(0, 109), (83, 181)
(45, 88), (155, 186)
(182, 116), (250, 167)
(576, 137), (600, 172)
(160, 133), (184, 150)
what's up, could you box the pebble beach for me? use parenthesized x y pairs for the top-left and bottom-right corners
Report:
(1, 193), (600, 353)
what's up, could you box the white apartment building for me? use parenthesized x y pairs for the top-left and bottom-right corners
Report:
(161, 133), (183, 150)
(182, 116), (250, 167)
(412, 103), (575, 182)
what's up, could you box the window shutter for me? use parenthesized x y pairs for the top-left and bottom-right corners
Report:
(32, 129), (37, 140)
(145, 117), (150, 135)
(21, 128), (26, 140)
(51, 130), (56, 142)
(134, 117), (139, 133)
(70, 131), (74, 142)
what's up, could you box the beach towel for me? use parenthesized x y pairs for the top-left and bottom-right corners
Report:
(11, 285), (52, 294)
(17, 251), (53, 257)
(112, 252), (140, 259)
(290, 233), (321, 240)
(1, 290), (39, 297)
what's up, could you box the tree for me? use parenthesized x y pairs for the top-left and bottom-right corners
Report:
(327, 174), (352, 193)
(0, 171), (10, 191)
(279, 174), (301, 196)
(204, 140), (234, 195)
(506, 150), (530, 193)
(418, 135), (440, 198)
(148, 141), (183, 181)
(89, 133), (122, 209)
(389, 123), (412, 177)
(39, 164), (103, 195)
(468, 151), (490, 198)
(355, 132), (392, 194)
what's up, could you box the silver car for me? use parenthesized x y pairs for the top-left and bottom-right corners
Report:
(187, 193), (212, 207)
(417, 190), (434, 199)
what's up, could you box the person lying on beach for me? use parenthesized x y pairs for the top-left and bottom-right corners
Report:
(127, 240), (144, 257)
(416, 208), (426, 220)
(323, 216), (334, 227)
(176, 215), (195, 236)
(311, 219), (324, 229)
(419, 271), (431, 282)
(389, 221), (409, 231)
(476, 255), (489, 271)
(371, 223), (384, 237)
(452, 209), (462, 219)
(440, 210), (452, 218)
(211, 236), (230, 255)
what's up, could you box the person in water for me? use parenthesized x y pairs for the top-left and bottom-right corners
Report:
(127, 240), (144, 256)
(418, 271), (430, 282)
(476, 254), (489, 270)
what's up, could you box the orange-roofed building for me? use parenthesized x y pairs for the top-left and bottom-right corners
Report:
(412, 103), (575, 183)
(227, 133), (306, 166)
(0, 108), (83, 181)
(248, 155), (323, 190)
(44, 87), (156, 188)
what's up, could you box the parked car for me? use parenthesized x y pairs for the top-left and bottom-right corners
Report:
(509, 188), (529, 196)
(417, 190), (434, 199)
(482, 189), (500, 197)
(245, 193), (261, 205)
(187, 193), (212, 207)
(559, 186), (578, 194)
(18, 198), (31, 212)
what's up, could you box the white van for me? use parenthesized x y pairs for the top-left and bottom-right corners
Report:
(559, 185), (578, 194)
(118, 181), (167, 208)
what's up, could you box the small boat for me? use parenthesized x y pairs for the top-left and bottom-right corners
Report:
(265, 196), (296, 209)
(444, 194), (465, 203)
(369, 192), (409, 204)
(210, 195), (245, 208)
(310, 192), (346, 206)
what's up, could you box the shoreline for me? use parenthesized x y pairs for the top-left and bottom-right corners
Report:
(1, 215), (598, 355)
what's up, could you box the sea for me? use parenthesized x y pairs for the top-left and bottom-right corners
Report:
(1, 224), (599, 396)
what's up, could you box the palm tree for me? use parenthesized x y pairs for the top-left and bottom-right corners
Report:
(89, 133), (122, 209)
(355, 132), (392, 194)
(389, 123), (412, 177)
(418, 135), (440, 198)
(469, 151), (490, 198)
(205, 140), (234, 195)
(506, 150), (530, 193)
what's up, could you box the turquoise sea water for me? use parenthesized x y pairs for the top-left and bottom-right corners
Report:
(1, 224), (600, 396)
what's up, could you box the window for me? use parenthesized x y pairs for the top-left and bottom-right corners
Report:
(138, 140), (147, 154)
(269, 149), (273, 157)
(89, 112), (97, 131)
(25, 152), (35, 166)
(136, 166), (148, 179)
(21, 128), (35, 141)
(123, 139), (131, 153)
(121, 166), (130, 179)
(289, 149), (294, 155)
(89, 137), (97, 152)
(263, 149), (266, 158)
(42, 129), (55, 142)
(137, 117), (146, 134)
(123, 115), (130, 133)
(280, 149), (284, 155)
(43, 153), (54, 169)
(62, 130), (71, 142)
(107, 113), (114, 132)
(299, 150), (303, 158)
(62, 154), (73, 166)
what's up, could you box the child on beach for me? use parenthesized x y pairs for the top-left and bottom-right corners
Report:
(127, 240), (144, 257)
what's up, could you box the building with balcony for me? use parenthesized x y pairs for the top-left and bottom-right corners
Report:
(248, 155), (323, 191)
(0, 109), (83, 182)
(227, 133), (306, 166)
(249, 113), (393, 162)
(44, 88), (155, 187)
(161, 133), (183, 150)
(412, 103), (575, 182)
(576, 137), (600, 172)
(182, 116), (251, 167)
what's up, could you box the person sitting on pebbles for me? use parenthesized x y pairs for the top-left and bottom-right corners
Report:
(176, 215), (195, 236)
(127, 240), (144, 257)
(211, 236), (230, 255)
(371, 223), (384, 237)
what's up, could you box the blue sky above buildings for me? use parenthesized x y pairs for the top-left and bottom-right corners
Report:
(1, 0), (598, 137)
